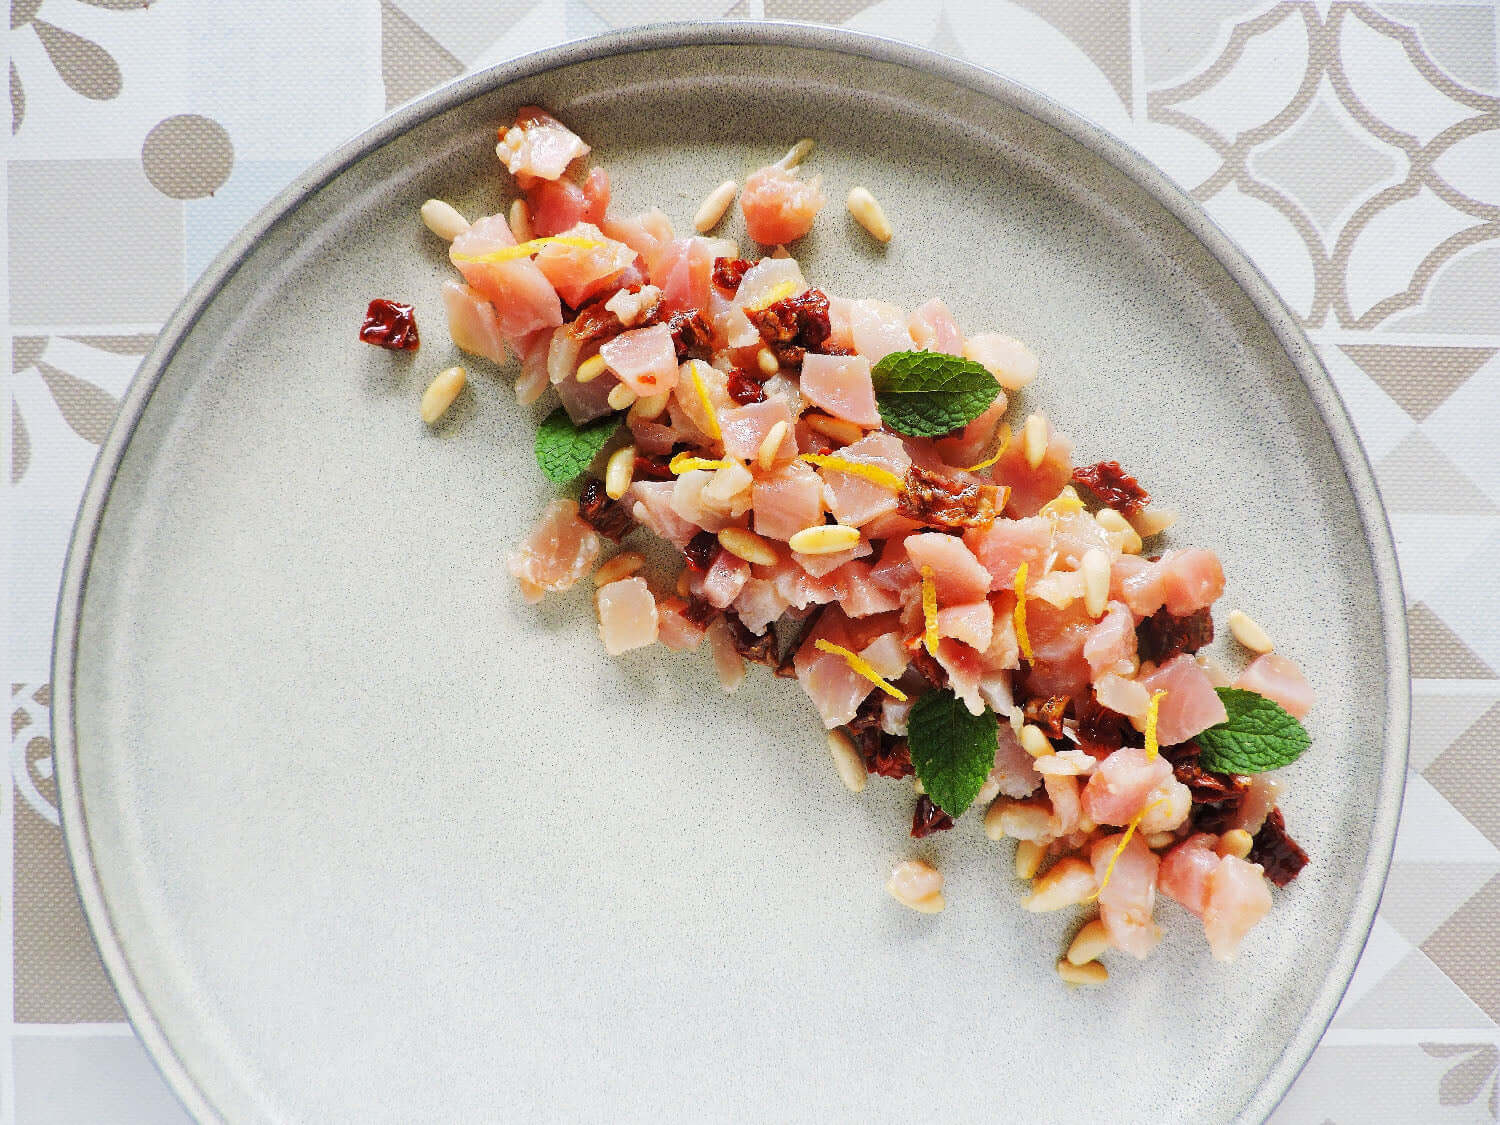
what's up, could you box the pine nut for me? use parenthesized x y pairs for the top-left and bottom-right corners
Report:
(912, 777), (925, 795)
(788, 524), (861, 555)
(1015, 840), (1045, 879)
(508, 198), (534, 242)
(756, 347), (779, 375)
(1096, 508), (1142, 554)
(975, 777), (1001, 805)
(827, 730), (868, 793)
(1066, 918), (1111, 965)
(984, 799), (1052, 842)
(1019, 723), (1052, 758)
(886, 859), (944, 913)
(1143, 830), (1178, 851)
(775, 137), (815, 170)
(1218, 828), (1254, 860)
(846, 186), (893, 243)
(420, 198), (470, 241)
(607, 383), (637, 411)
(757, 420), (789, 470)
(593, 551), (646, 587)
(675, 569), (692, 597)
(718, 526), (777, 566)
(1227, 609), (1274, 654)
(1197, 653), (1233, 687)
(1022, 856), (1096, 912)
(604, 445), (636, 500)
(419, 366), (466, 424)
(576, 354), (608, 384)
(1131, 505), (1177, 538)
(803, 412), (865, 446)
(693, 179), (738, 233)
(1081, 548), (1110, 618)
(1057, 959), (1108, 986)
(1023, 413), (1049, 469)
(628, 390), (671, 423)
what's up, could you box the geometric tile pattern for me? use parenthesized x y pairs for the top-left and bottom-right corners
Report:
(4, 1), (1497, 1121)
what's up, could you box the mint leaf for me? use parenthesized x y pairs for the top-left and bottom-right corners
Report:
(871, 351), (1002, 437)
(535, 409), (620, 484)
(1195, 688), (1312, 774)
(907, 690), (998, 817)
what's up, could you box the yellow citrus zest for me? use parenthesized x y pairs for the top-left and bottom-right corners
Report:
(669, 452), (732, 475)
(450, 235), (603, 264)
(1143, 689), (1168, 760)
(965, 422), (1013, 473)
(1013, 561), (1032, 661)
(813, 639), (908, 702)
(1087, 797), (1169, 902)
(1039, 485), (1086, 520)
(920, 565), (940, 657)
(743, 279), (798, 311)
(688, 361), (722, 441)
(799, 453), (906, 492)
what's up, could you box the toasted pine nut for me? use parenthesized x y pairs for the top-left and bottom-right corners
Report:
(757, 420), (789, 470)
(827, 730), (868, 793)
(803, 412), (865, 446)
(508, 198), (534, 242)
(593, 551), (646, 587)
(693, 179), (738, 233)
(576, 354), (608, 384)
(912, 777), (926, 795)
(975, 777), (1001, 805)
(1081, 548), (1110, 618)
(1143, 830), (1178, 851)
(846, 186), (893, 243)
(628, 390), (671, 423)
(1019, 723), (1051, 758)
(1023, 413), (1049, 469)
(1022, 856), (1096, 912)
(1227, 609), (1274, 654)
(775, 138), (815, 170)
(788, 524), (861, 555)
(420, 198), (470, 241)
(1015, 840), (1046, 879)
(984, 799), (1052, 842)
(675, 569), (692, 597)
(886, 859), (944, 913)
(770, 244), (791, 259)
(1197, 653), (1233, 687)
(1096, 507), (1143, 554)
(1067, 918), (1111, 965)
(1218, 828), (1254, 860)
(1131, 505), (1177, 538)
(718, 526), (777, 566)
(419, 366), (466, 424)
(756, 347), (779, 375)
(1057, 958), (1108, 986)
(604, 445), (636, 500)
(607, 383), (637, 411)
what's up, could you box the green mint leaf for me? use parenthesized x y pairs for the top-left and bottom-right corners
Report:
(870, 350), (1002, 438)
(907, 689), (998, 818)
(1195, 688), (1312, 774)
(534, 409), (620, 484)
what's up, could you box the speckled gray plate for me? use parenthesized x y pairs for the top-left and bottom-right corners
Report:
(54, 22), (1407, 1125)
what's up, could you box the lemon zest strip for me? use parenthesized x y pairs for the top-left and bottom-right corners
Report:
(743, 279), (798, 311)
(687, 361), (722, 442)
(451, 235), (604, 265)
(669, 452), (732, 475)
(813, 639), (909, 702)
(920, 565), (940, 657)
(1087, 797), (1169, 902)
(965, 422), (1013, 473)
(799, 453), (906, 492)
(1143, 689), (1168, 760)
(1013, 561), (1032, 662)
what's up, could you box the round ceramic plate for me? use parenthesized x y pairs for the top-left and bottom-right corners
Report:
(55, 23), (1407, 1125)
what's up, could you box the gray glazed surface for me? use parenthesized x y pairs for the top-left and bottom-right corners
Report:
(53, 24), (1408, 1125)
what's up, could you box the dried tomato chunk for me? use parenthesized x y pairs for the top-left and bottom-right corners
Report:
(711, 256), (755, 296)
(569, 295), (627, 344)
(1074, 694), (1130, 751)
(744, 288), (832, 366)
(907, 644), (948, 689)
(1137, 606), (1214, 663)
(725, 368), (767, 405)
(897, 465), (1002, 529)
(631, 453), (675, 481)
(724, 612), (776, 665)
(359, 299), (419, 350)
(866, 736), (914, 779)
(681, 594), (718, 628)
(1163, 742), (1247, 806)
(1072, 461), (1149, 516)
(1023, 694), (1070, 740)
(578, 477), (634, 542)
(683, 530), (720, 572)
(1249, 807), (1309, 886)
(665, 309), (714, 361)
(911, 794), (954, 838)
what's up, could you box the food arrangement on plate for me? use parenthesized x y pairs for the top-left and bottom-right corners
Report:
(362, 106), (1315, 984)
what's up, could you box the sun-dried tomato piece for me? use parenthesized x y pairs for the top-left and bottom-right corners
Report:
(578, 477), (634, 542)
(631, 453), (675, 481)
(711, 256), (755, 296)
(744, 288), (832, 365)
(847, 694), (883, 734)
(683, 531), (720, 572)
(897, 465), (1002, 529)
(665, 309), (714, 362)
(359, 299), (419, 350)
(569, 294), (627, 344)
(1163, 742), (1248, 806)
(724, 612), (776, 666)
(1138, 606), (1215, 663)
(907, 644), (948, 689)
(1074, 694), (1130, 751)
(681, 593), (718, 628)
(866, 735), (914, 779)
(911, 794), (955, 838)
(1072, 461), (1150, 516)
(725, 368), (767, 404)
(1024, 695), (1070, 740)
(1250, 807), (1309, 887)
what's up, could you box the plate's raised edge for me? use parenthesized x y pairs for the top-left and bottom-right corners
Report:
(49, 20), (1409, 1125)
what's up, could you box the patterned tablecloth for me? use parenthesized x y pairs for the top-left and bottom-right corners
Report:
(6, 2), (1499, 1121)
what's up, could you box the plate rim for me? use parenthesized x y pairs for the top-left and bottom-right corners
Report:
(49, 20), (1410, 1125)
